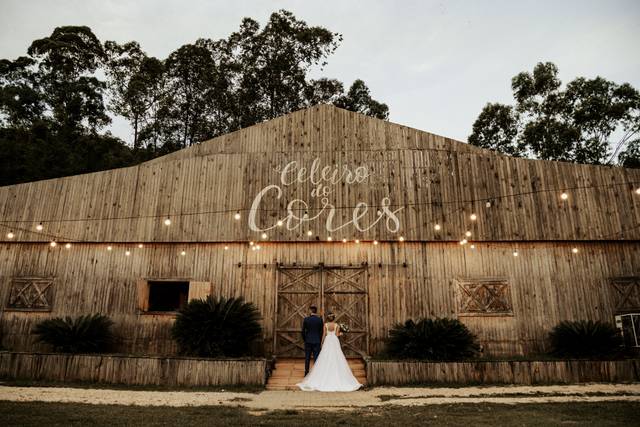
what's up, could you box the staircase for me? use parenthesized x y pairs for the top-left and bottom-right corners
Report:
(266, 358), (367, 391)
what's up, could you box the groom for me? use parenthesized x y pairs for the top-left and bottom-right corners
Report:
(301, 304), (324, 375)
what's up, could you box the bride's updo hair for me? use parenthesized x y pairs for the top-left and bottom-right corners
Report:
(326, 313), (335, 321)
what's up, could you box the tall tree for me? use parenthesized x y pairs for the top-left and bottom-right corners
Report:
(104, 41), (164, 150)
(469, 62), (640, 166)
(27, 26), (109, 134)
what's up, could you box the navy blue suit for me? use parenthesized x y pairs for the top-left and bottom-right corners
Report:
(301, 314), (324, 375)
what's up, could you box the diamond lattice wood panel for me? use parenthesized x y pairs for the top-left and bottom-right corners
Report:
(6, 278), (54, 311)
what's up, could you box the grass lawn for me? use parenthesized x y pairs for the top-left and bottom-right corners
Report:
(0, 401), (638, 426)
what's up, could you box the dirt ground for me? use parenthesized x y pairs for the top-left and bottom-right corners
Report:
(1, 383), (639, 411)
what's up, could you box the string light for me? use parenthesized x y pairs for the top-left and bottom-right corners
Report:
(572, 247), (579, 254)
(470, 213), (477, 221)
(6, 231), (14, 239)
(560, 192), (569, 200)
(373, 240), (379, 245)
(276, 220), (284, 227)
(460, 239), (468, 245)
(164, 218), (171, 226)
(138, 244), (143, 248)
(125, 250), (131, 256)
(107, 245), (112, 251)
(249, 241), (255, 246)
(251, 246), (257, 251)
(465, 231), (472, 237)
(224, 246), (229, 250)
(470, 244), (476, 249)
(434, 224), (441, 231)
(36, 223), (43, 231)
(50, 241), (56, 247)
(355, 239), (360, 244)
(261, 233), (267, 239)
(636, 188), (640, 195)
(398, 236), (405, 242)
(256, 245), (261, 250)
(513, 250), (519, 257)
(342, 238), (347, 243)
(180, 250), (186, 256)
(327, 236), (333, 241)
(65, 243), (71, 249)
(307, 230), (313, 236)
(234, 212), (241, 220)
(486, 201), (492, 208)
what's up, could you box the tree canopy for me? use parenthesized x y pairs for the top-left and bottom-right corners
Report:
(0, 10), (389, 186)
(469, 62), (640, 167)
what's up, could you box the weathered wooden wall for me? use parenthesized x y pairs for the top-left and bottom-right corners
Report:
(1, 241), (637, 356)
(0, 351), (267, 386)
(366, 359), (640, 385)
(0, 105), (638, 243)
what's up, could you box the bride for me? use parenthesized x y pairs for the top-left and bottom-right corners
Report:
(297, 313), (363, 392)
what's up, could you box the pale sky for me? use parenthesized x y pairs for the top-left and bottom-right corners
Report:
(1, 0), (639, 144)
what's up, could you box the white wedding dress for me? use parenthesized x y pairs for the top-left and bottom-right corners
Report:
(297, 324), (363, 392)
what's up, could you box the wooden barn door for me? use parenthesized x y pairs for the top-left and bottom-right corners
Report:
(322, 267), (369, 357)
(274, 265), (369, 358)
(274, 266), (323, 357)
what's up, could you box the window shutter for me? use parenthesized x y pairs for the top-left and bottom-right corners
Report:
(188, 281), (211, 302)
(137, 279), (149, 312)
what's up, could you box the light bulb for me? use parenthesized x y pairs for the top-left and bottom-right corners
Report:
(307, 230), (313, 236)
(355, 239), (360, 244)
(465, 231), (472, 237)
(180, 250), (186, 256)
(251, 246), (256, 251)
(249, 241), (254, 246)
(470, 244), (476, 249)
(572, 247), (579, 254)
(125, 250), (131, 256)
(560, 192), (568, 200)
(486, 201), (492, 208)
(50, 241), (56, 247)
(65, 243), (71, 249)
(460, 239), (468, 245)
(256, 245), (261, 250)
(513, 251), (519, 257)
(224, 246), (229, 250)
(434, 224), (441, 231)
(470, 213), (477, 221)
(636, 188), (640, 195)
(276, 220), (283, 227)
(107, 245), (113, 251)
(261, 233), (268, 239)
(36, 223), (43, 231)
(399, 236), (405, 242)
(138, 244), (143, 248)
(234, 212), (241, 220)
(6, 231), (14, 239)
(164, 218), (171, 226)
(342, 238), (347, 243)
(373, 240), (379, 245)
(327, 236), (333, 241)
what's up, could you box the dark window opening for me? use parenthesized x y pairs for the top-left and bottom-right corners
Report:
(148, 281), (189, 312)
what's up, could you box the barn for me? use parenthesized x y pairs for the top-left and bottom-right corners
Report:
(1, 104), (639, 359)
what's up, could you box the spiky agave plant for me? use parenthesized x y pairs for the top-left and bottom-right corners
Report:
(33, 314), (114, 353)
(385, 318), (480, 360)
(548, 320), (622, 358)
(171, 296), (263, 357)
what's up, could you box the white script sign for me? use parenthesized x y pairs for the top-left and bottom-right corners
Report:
(248, 158), (403, 234)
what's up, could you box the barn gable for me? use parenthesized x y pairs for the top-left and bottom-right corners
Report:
(0, 104), (639, 245)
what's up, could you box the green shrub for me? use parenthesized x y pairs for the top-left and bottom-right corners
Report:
(385, 318), (480, 360)
(548, 320), (623, 358)
(171, 296), (263, 357)
(33, 314), (114, 353)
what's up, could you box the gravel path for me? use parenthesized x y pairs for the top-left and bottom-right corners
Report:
(1, 384), (639, 411)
